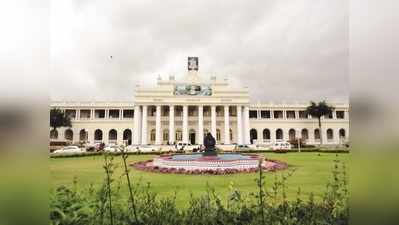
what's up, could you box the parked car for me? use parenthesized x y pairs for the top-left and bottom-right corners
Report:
(271, 142), (292, 151)
(53, 146), (83, 154)
(104, 145), (121, 153)
(126, 145), (140, 152)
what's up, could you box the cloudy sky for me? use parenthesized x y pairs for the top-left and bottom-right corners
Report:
(50, 0), (348, 103)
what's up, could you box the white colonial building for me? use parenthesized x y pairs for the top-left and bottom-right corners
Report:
(50, 58), (349, 146)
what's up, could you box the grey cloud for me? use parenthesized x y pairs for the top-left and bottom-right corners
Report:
(51, 0), (348, 103)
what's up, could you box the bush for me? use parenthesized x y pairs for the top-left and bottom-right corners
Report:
(50, 152), (348, 225)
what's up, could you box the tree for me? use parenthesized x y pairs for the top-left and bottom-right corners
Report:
(50, 108), (72, 131)
(306, 101), (334, 146)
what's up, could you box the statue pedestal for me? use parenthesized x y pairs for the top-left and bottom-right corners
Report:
(202, 150), (217, 157)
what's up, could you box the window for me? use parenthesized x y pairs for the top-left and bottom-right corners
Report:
(299, 111), (308, 119)
(65, 129), (73, 141)
(249, 110), (258, 119)
(216, 107), (223, 117)
(149, 106), (156, 116)
(123, 110), (134, 118)
(286, 111), (296, 119)
(229, 107), (237, 116)
(336, 111), (345, 119)
(263, 129), (270, 140)
(289, 129), (296, 140)
(274, 110), (283, 119)
(301, 129), (309, 140)
(80, 110), (91, 119)
(276, 129), (283, 140)
(327, 129), (334, 140)
(327, 112), (333, 119)
(79, 129), (87, 141)
(95, 109), (105, 119)
(216, 129), (221, 141)
(50, 129), (58, 139)
(65, 109), (76, 119)
(150, 129), (156, 141)
(109, 129), (117, 141)
(176, 130), (182, 141)
(95, 129), (103, 141)
(260, 110), (271, 119)
(163, 130), (169, 141)
(339, 129), (346, 138)
(229, 129), (233, 141)
(109, 109), (120, 119)
(314, 129), (320, 140)
(162, 107), (169, 116)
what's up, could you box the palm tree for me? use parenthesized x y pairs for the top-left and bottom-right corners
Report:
(50, 108), (72, 131)
(306, 101), (334, 146)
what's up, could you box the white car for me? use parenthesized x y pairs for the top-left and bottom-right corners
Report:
(104, 145), (121, 152)
(138, 145), (157, 152)
(271, 142), (291, 150)
(53, 146), (83, 154)
(126, 145), (140, 152)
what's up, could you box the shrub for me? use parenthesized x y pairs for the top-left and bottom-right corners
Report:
(50, 155), (348, 225)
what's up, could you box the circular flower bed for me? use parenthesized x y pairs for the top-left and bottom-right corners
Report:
(131, 155), (288, 175)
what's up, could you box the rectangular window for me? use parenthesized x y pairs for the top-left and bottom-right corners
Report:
(109, 109), (120, 119)
(336, 111), (345, 119)
(65, 109), (76, 119)
(249, 110), (258, 119)
(95, 109), (105, 119)
(123, 109), (134, 118)
(260, 110), (270, 119)
(327, 111), (333, 119)
(299, 111), (308, 119)
(274, 110), (283, 119)
(286, 110), (296, 119)
(80, 109), (91, 119)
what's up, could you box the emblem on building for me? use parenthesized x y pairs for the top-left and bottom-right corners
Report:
(174, 84), (212, 96)
(188, 57), (199, 71)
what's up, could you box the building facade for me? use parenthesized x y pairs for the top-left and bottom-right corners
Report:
(50, 59), (349, 146)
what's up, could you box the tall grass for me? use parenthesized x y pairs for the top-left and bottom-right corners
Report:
(50, 155), (348, 225)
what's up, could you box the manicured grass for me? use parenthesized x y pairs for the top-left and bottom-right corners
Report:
(50, 152), (349, 207)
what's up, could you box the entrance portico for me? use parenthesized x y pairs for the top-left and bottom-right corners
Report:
(132, 104), (250, 145)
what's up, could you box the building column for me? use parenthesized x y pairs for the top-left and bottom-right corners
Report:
(182, 105), (188, 144)
(224, 105), (230, 144)
(155, 105), (161, 145)
(141, 105), (148, 145)
(236, 105), (243, 145)
(243, 106), (250, 144)
(211, 105), (217, 138)
(169, 105), (175, 144)
(133, 105), (141, 145)
(198, 105), (204, 145)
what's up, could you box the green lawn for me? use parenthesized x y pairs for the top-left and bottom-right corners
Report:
(50, 152), (349, 207)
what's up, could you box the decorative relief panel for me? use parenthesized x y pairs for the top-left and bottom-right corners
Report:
(174, 84), (212, 96)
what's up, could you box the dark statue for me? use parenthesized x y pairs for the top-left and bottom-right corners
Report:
(203, 133), (217, 156)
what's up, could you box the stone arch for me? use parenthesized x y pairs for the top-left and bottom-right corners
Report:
(108, 129), (117, 143)
(123, 129), (132, 145)
(301, 128), (309, 140)
(79, 129), (87, 142)
(263, 129), (270, 141)
(50, 129), (58, 139)
(276, 129), (283, 140)
(327, 128), (334, 141)
(339, 128), (346, 138)
(65, 129), (73, 141)
(289, 129), (296, 141)
(250, 129), (258, 144)
(314, 129), (320, 140)
(94, 129), (103, 142)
